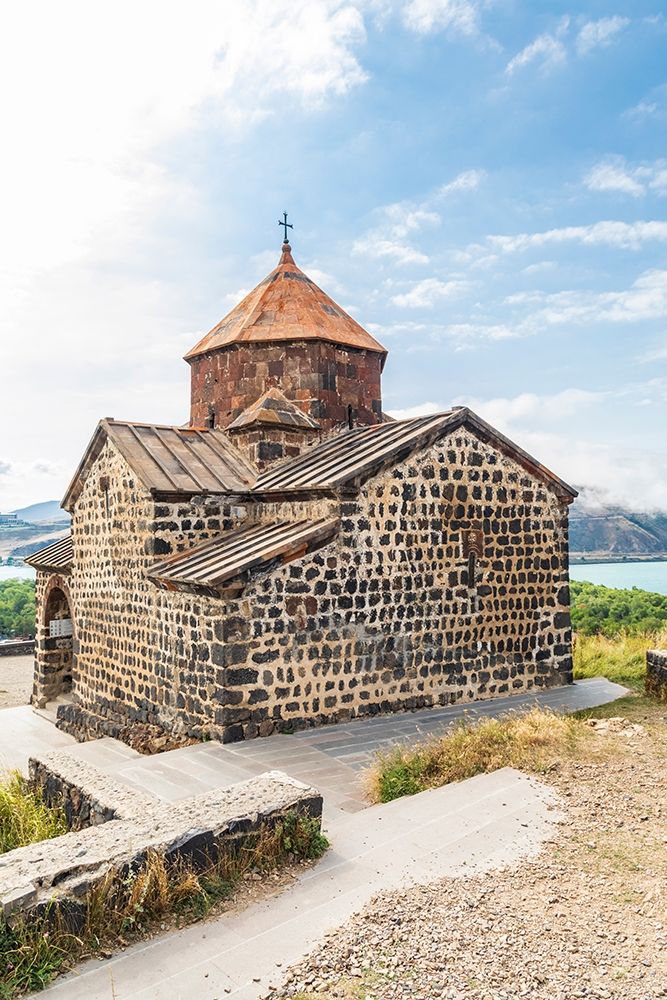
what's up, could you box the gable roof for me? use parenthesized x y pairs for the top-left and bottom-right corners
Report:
(184, 243), (387, 361)
(254, 407), (578, 500)
(62, 419), (257, 511)
(147, 518), (339, 594)
(227, 388), (320, 432)
(25, 534), (73, 572)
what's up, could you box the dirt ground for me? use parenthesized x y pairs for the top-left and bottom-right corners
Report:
(0, 655), (33, 708)
(269, 697), (667, 1000)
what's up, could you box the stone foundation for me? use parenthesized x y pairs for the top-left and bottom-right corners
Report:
(646, 650), (667, 701)
(0, 749), (322, 922)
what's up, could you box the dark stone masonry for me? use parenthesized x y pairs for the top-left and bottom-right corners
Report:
(28, 237), (577, 745)
(646, 649), (667, 701)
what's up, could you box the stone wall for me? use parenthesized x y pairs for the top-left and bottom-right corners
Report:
(0, 640), (34, 657)
(228, 425), (319, 471)
(189, 340), (383, 433)
(0, 750), (322, 922)
(212, 429), (573, 740)
(646, 649), (667, 701)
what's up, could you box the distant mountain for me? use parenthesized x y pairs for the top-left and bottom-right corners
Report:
(570, 495), (667, 560)
(11, 500), (70, 524)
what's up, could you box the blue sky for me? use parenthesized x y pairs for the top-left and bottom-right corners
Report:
(1, 1), (666, 510)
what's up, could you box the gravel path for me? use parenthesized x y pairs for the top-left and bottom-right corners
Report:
(0, 654), (33, 708)
(268, 711), (667, 1000)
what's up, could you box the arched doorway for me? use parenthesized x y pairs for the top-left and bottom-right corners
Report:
(34, 579), (74, 707)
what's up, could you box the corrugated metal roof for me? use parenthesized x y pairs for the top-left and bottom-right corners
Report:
(254, 407), (578, 499)
(63, 419), (257, 510)
(185, 243), (387, 360)
(25, 534), (73, 572)
(254, 412), (457, 491)
(147, 518), (339, 591)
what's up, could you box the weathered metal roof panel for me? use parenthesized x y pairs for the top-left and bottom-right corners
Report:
(147, 517), (339, 591)
(25, 534), (73, 572)
(62, 419), (258, 510)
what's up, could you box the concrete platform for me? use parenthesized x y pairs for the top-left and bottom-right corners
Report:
(0, 705), (75, 774)
(38, 767), (561, 999)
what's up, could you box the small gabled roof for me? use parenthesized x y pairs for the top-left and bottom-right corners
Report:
(62, 419), (257, 511)
(148, 518), (339, 594)
(184, 242), (387, 361)
(227, 388), (320, 433)
(254, 407), (578, 500)
(25, 534), (73, 573)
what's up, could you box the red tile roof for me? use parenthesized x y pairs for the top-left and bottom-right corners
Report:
(184, 243), (387, 361)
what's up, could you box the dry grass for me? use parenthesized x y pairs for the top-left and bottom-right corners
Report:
(0, 771), (67, 856)
(0, 811), (328, 998)
(367, 708), (589, 803)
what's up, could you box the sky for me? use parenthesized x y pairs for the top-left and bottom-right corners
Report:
(1, 0), (666, 513)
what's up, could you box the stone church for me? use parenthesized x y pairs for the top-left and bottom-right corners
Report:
(28, 235), (577, 744)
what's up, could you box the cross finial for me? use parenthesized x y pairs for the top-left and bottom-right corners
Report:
(278, 211), (293, 242)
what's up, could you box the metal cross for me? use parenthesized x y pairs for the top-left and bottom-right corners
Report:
(278, 211), (293, 242)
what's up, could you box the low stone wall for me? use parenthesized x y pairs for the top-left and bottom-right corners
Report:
(646, 650), (667, 702)
(0, 750), (322, 922)
(0, 640), (34, 657)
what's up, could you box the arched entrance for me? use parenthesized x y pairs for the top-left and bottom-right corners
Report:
(34, 576), (74, 707)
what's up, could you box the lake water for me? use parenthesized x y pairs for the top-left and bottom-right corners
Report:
(0, 565), (35, 581)
(569, 561), (667, 596)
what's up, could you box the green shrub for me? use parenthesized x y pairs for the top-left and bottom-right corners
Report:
(0, 579), (35, 640)
(571, 580), (667, 637)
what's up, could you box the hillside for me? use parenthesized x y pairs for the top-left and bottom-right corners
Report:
(570, 496), (667, 562)
(11, 500), (69, 523)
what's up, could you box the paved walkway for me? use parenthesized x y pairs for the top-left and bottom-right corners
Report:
(39, 767), (561, 999)
(0, 705), (74, 774)
(57, 677), (628, 821)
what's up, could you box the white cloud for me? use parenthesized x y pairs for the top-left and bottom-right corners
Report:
(584, 160), (645, 197)
(436, 169), (485, 197)
(391, 388), (667, 510)
(584, 156), (667, 197)
(352, 238), (431, 265)
(575, 16), (629, 56)
(506, 15), (628, 76)
(391, 277), (469, 307)
(487, 220), (667, 253)
(506, 26), (568, 76)
(402, 0), (482, 36)
(353, 169), (484, 266)
(517, 270), (667, 327)
(0, 462), (11, 478)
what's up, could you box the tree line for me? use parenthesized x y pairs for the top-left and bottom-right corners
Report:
(0, 579), (36, 640)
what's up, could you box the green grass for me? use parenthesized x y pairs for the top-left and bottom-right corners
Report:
(0, 771), (67, 855)
(0, 810), (328, 998)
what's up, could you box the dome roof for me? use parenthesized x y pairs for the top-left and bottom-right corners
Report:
(185, 242), (387, 361)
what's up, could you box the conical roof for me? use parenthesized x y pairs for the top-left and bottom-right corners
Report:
(185, 242), (387, 361)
